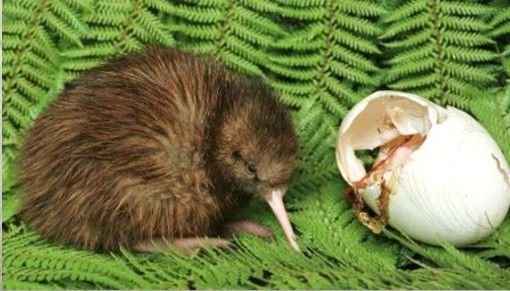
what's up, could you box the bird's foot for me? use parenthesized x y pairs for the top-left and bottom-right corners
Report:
(133, 237), (231, 254)
(221, 220), (274, 240)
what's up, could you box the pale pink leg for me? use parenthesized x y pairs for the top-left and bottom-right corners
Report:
(133, 237), (231, 254)
(221, 220), (274, 240)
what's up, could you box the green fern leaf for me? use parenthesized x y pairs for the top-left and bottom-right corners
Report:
(442, 15), (490, 31)
(3, 0), (90, 146)
(3, 1), (510, 290)
(471, 84), (510, 162)
(239, 0), (281, 13)
(336, 0), (386, 16)
(166, 0), (283, 78)
(385, 0), (428, 22)
(62, 0), (175, 79)
(439, 1), (492, 16)
(443, 31), (495, 46)
(383, 0), (497, 107)
(279, 5), (327, 20)
(488, 5), (510, 78)
(3, 232), (153, 289)
(263, 0), (383, 173)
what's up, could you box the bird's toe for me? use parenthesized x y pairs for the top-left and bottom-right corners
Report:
(221, 220), (274, 240)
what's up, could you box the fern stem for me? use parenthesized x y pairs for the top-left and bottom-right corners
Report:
(314, 0), (336, 96)
(430, 0), (447, 104)
(115, 0), (141, 53)
(3, 0), (52, 101)
(214, 0), (235, 57)
(313, 0), (336, 102)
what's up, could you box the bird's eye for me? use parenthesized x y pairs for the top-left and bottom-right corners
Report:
(247, 164), (257, 174)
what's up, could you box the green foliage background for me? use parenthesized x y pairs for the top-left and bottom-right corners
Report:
(2, 0), (510, 289)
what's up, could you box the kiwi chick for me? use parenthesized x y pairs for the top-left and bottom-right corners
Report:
(18, 47), (299, 252)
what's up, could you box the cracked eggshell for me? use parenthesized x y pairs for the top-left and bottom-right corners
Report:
(336, 90), (510, 246)
(336, 91), (444, 184)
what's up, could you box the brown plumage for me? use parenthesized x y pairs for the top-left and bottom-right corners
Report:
(18, 47), (299, 252)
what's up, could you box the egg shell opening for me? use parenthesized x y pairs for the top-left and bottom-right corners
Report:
(336, 91), (443, 185)
(336, 90), (510, 246)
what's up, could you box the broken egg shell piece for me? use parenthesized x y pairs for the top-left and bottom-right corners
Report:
(336, 90), (510, 246)
(336, 91), (446, 185)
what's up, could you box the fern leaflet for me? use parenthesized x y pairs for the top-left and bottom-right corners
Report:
(383, 0), (498, 108)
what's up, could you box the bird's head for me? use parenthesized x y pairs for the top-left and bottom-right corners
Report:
(210, 78), (300, 250)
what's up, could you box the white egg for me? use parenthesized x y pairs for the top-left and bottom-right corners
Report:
(335, 90), (510, 246)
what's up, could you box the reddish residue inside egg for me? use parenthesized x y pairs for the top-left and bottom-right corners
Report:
(346, 134), (426, 233)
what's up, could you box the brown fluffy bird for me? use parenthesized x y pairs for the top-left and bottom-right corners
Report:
(17, 47), (299, 253)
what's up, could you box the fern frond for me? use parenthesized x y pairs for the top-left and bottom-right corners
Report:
(324, 77), (359, 104)
(336, 0), (386, 16)
(170, 23), (220, 40)
(383, 0), (497, 107)
(383, 29), (431, 48)
(442, 31), (494, 46)
(274, 37), (324, 50)
(382, 12), (430, 38)
(385, 0), (428, 22)
(3, 1), (510, 290)
(438, 2), (492, 16)
(279, 6), (327, 20)
(317, 90), (349, 117)
(267, 63), (317, 80)
(444, 47), (498, 62)
(470, 84), (510, 162)
(330, 46), (379, 71)
(3, 0), (91, 165)
(444, 61), (495, 83)
(391, 74), (437, 90)
(2, 278), (62, 290)
(487, 5), (510, 78)
(441, 15), (490, 31)
(489, 8), (510, 38)
(62, 0), (175, 79)
(165, 0), (283, 77)
(335, 14), (382, 35)
(293, 101), (338, 173)
(43, 1), (90, 45)
(263, 0), (383, 172)
(332, 30), (381, 53)
(269, 54), (322, 67)
(387, 58), (435, 81)
(3, 232), (153, 289)
(239, 0), (281, 13)
(272, 80), (315, 95)
(329, 61), (376, 85)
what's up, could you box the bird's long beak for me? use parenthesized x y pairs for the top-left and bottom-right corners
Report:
(265, 189), (300, 251)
